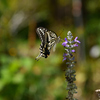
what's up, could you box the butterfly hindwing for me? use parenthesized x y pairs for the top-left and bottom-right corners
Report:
(47, 30), (60, 51)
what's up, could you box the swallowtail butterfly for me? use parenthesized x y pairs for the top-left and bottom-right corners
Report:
(35, 27), (60, 60)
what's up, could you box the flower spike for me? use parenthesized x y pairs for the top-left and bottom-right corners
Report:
(62, 31), (80, 100)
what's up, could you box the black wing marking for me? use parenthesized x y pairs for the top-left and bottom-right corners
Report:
(35, 44), (50, 60)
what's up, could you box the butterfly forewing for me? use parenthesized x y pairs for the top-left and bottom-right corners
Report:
(35, 27), (50, 60)
(36, 27), (48, 47)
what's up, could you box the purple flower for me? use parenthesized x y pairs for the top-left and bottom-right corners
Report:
(74, 37), (81, 43)
(63, 53), (67, 56)
(72, 49), (75, 52)
(62, 31), (80, 99)
(63, 57), (67, 61)
(73, 43), (78, 47)
(66, 44), (69, 48)
(63, 53), (67, 61)
(62, 38), (68, 47)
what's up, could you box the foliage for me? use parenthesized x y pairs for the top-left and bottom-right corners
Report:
(0, 0), (100, 100)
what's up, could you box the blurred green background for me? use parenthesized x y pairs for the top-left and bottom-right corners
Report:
(0, 0), (100, 100)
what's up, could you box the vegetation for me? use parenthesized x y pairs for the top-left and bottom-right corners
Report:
(0, 0), (100, 100)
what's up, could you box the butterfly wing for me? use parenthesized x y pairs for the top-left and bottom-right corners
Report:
(35, 27), (50, 60)
(47, 30), (60, 51)
(36, 27), (48, 47)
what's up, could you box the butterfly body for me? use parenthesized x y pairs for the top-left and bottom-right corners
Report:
(35, 27), (60, 60)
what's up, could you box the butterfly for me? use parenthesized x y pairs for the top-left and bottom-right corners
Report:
(35, 27), (60, 60)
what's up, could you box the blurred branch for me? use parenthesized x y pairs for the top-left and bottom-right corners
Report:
(72, 0), (86, 62)
(28, 20), (36, 48)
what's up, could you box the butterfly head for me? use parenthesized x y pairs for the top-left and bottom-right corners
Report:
(57, 36), (61, 42)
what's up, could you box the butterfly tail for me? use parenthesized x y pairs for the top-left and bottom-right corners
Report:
(35, 53), (44, 61)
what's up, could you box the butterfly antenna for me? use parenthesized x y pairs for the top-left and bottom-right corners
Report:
(58, 29), (64, 42)
(58, 29), (64, 36)
(60, 38), (64, 42)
